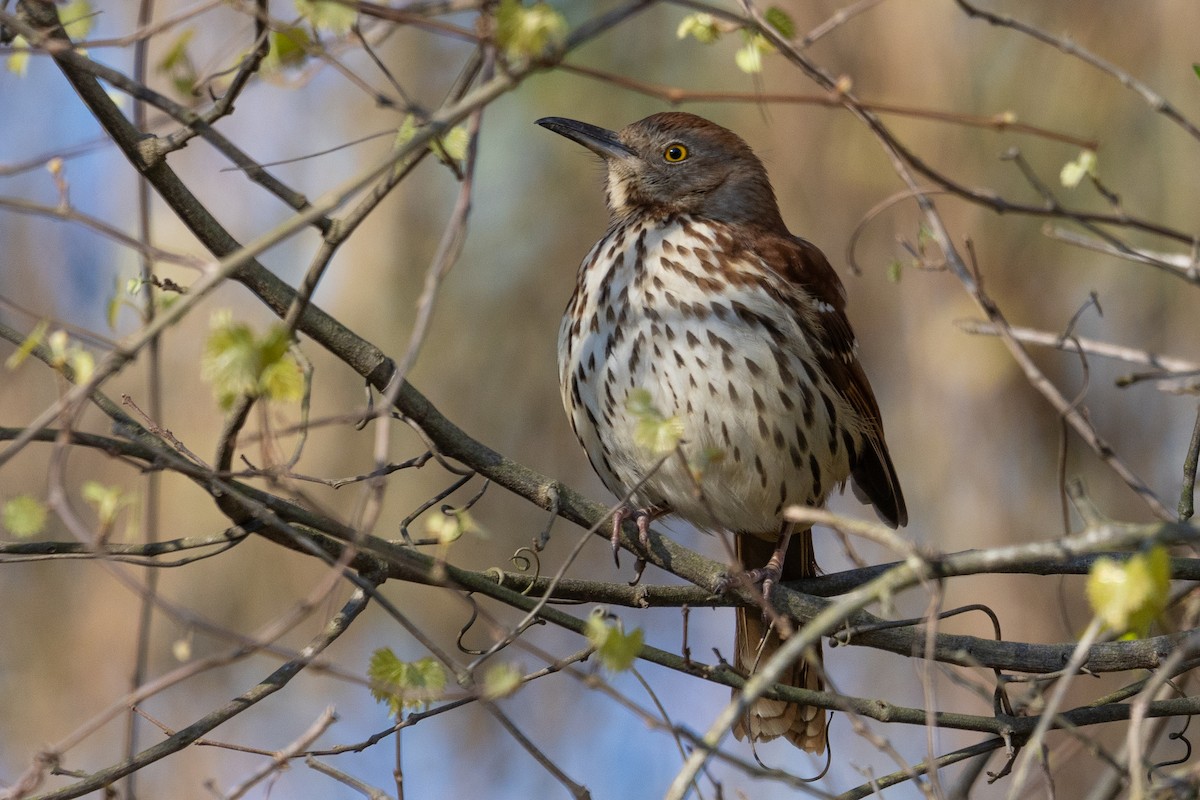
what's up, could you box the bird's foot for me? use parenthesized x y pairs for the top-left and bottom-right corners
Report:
(716, 531), (791, 612)
(610, 506), (659, 585)
(744, 561), (783, 604)
(714, 560), (782, 600)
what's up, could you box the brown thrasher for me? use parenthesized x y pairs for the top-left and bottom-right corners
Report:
(537, 112), (906, 753)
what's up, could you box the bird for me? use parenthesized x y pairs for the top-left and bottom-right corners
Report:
(537, 111), (906, 753)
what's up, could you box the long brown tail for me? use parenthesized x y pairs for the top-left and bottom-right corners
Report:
(732, 527), (827, 753)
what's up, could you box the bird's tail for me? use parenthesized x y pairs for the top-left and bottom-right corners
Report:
(732, 527), (827, 753)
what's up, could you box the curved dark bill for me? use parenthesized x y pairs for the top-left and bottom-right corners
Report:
(535, 116), (636, 160)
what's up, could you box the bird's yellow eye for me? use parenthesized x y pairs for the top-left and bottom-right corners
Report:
(663, 144), (688, 163)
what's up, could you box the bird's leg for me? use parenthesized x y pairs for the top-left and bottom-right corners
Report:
(609, 506), (630, 568)
(719, 526), (796, 605)
(610, 506), (663, 584)
(744, 525), (794, 604)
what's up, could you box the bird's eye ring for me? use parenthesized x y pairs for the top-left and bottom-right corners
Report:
(663, 144), (689, 163)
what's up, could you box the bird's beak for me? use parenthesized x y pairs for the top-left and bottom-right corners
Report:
(536, 117), (636, 160)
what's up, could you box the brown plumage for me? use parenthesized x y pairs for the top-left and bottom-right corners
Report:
(539, 111), (906, 752)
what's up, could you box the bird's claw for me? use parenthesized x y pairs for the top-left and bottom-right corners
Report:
(716, 563), (782, 613)
(744, 564), (782, 604)
(610, 506), (656, 584)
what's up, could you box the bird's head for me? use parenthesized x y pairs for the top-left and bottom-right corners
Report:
(536, 112), (785, 230)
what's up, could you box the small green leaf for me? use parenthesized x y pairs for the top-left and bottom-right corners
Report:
(3, 495), (47, 538)
(395, 116), (470, 169)
(887, 260), (903, 283)
(676, 13), (721, 44)
(735, 43), (762, 74)
(481, 662), (522, 700)
(764, 7), (796, 39)
(1060, 149), (1098, 188)
(264, 26), (312, 72)
(394, 115), (419, 150)
(432, 125), (470, 167)
(158, 30), (193, 72)
(295, 0), (357, 35)
(5, 320), (49, 370)
(156, 29), (197, 96)
(172, 637), (192, 662)
(626, 388), (684, 455)
(47, 330), (70, 365)
(494, 0), (567, 61)
(106, 280), (123, 331)
(1193, 64), (1200, 81)
(69, 348), (95, 384)
(368, 649), (447, 717)
(260, 358), (304, 403)
(426, 508), (483, 544)
(7, 36), (30, 77)
(586, 611), (643, 672)
(1086, 546), (1170, 639)
(60, 0), (95, 41)
(201, 312), (302, 409)
(82, 481), (130, 528)
(34, 329), (94, 381)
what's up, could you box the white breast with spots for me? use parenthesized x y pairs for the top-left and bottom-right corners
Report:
(559, 216), (858, 535)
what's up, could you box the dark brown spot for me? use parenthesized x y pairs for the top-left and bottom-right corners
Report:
(795, 425), (809, 453)
(809, 453), (823, 497)
(773, 348), (795, 384)
(801, 385), (815, 427)
(754, 455), (767, 488)
(821, 392), (837, 426)
(803, 360), (820, 386)
(706, 330), (730, 351)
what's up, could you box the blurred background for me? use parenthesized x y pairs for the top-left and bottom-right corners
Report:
(2, 1), (1200, 797)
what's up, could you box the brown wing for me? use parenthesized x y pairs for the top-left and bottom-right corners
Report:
(776, 236), (908, 528)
